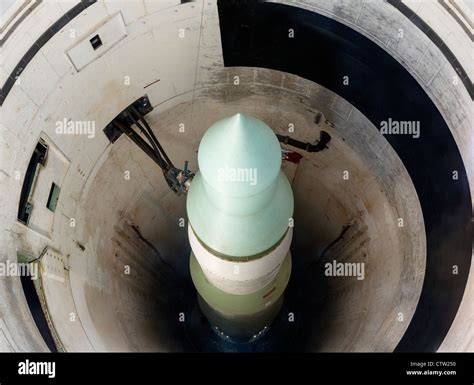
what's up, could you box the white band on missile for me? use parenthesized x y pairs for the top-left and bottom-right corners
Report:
(188, 224), (292, 295)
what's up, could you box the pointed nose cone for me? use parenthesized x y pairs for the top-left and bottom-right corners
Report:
(187, 113), (293, 256)
(197, 113), (282, 197)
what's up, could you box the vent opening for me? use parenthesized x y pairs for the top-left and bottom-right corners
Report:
(89, 34), (102, 50)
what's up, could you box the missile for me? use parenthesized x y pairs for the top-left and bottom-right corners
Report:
(187, 113), (294, 340)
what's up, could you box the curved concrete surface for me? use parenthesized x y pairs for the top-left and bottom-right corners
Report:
(0, 0), (472, 353)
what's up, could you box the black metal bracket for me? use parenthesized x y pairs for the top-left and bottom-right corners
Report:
(103, 96), (194, 195)
(277, 130), (331, 152)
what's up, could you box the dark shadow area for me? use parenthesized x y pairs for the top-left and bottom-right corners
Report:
(19, 275), (57, 352)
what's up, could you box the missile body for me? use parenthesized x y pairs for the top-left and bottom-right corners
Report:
(187, 113), (294, 340)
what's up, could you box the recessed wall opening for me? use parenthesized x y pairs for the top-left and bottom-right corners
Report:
(17, 252), (58, 352)
(17, 140), (48, 225)
(46, 183), (60, 213)
(89, 34), (102, 50)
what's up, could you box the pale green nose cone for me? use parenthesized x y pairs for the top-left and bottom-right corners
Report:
(187, 113), (294, 257)
(198, 113), (282, 196)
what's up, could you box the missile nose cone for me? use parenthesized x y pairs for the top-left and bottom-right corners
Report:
(197, 113), (282, 197)
(187, 113), (293, 256)
(226, 113), (250, 132)
(222, 113), (250, 144)
(229, 112), (244, 123)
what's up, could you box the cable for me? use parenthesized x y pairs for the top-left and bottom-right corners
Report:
(127, 109), (167, 169)
(131, 106), (174, 168)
